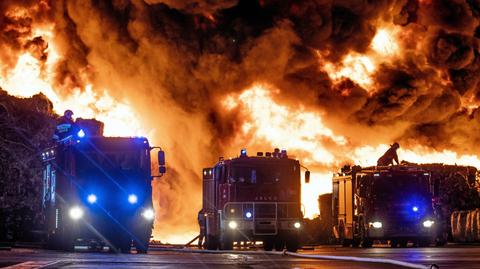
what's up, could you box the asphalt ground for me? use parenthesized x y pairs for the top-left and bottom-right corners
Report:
(1, 244), (479, 268)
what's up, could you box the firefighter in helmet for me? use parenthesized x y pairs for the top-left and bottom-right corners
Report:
(53, 110), (76, 141)
(198, 209), (206, 249)
(377, 142), (400, 166)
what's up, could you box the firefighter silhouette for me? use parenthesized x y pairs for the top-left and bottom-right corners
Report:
(53, 110), (76, 141)
(377, 142), (400, 166)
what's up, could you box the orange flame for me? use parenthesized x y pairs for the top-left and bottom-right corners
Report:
(0, 26), (146, 137)
(320, 26), (401, 90)
(225, 83), (480, 219)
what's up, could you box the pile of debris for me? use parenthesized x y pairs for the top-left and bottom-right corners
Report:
(0, 89), (56, 241)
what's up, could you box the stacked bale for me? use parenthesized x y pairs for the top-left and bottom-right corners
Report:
(451, 209), (480, 242)
(0, 89), (56, 242)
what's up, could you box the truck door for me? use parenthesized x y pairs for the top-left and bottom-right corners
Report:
(337, 176), (353, 239)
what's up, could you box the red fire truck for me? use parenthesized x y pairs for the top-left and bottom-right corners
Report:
(201, 149), (309, 252)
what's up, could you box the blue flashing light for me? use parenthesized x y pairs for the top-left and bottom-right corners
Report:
(240, 149), (247, 156)
(87, 194), (97, 204)
(245, 211), (252, 219)
(412, 206), (419, 212)
(128, 194), (138, 204)
(77, 129), (85, 138)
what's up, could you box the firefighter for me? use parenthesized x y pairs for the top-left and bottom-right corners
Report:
(198, 210), (206, 249)
(377, 142), (400, 166)
(53, 110), (76, 141)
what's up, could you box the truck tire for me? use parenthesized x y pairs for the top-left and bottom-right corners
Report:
(205, 235), (218, 250)
(220, 234), (233, 250)
(263, 238), (274, 251)
(274, 238), (285, 251)
(285, 237), (299, 252)
(417, 239), (430, 247)
(362, 239), (373, 248)
(116, 237), (132, 253)
(398, 239), (408, 248)
(60, 226), (75, 252)
(341, 239), (352, 247)
(135, 240), (149, 254)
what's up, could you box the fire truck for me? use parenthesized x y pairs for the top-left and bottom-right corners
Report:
(201, 149), (309, 252)
(332, 165), (441, 247)
(41, 120), (165, 253)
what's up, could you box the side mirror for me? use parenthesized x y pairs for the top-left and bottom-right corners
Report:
(158, 151), (165, 166)
(157, 150), (166, 175)
(305, 171), (310, 184)
(159, 166), (166, 174)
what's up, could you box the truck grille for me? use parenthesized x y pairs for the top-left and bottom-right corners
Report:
(224, 202), (300, 220)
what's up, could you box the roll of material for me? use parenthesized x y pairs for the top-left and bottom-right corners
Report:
(451, 209), (480, 242)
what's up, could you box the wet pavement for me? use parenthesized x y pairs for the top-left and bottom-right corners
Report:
(1, 245), (479, 268)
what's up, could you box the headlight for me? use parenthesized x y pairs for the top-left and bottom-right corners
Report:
(128, 194), (138, 204)
(77, 129), (85, 138)
(69, 206), (84, 220)
(228, 221), (237, 229)
(87, 194), (97, 204)
(423, 220), (434, 228)
(142, 208), (155, 220)
(245, 211), (252, 219)
(370, 221), (382, 229)
(294, 222), (301, 229)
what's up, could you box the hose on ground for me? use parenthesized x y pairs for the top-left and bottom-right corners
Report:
(149, 247), (434, 269)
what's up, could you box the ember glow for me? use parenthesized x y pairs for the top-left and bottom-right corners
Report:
(321, 26), (401, 90)
(2, 0), (480, 242)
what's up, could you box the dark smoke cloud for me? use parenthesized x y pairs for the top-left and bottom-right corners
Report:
(0, 0), (52, 71)
(144, 0), (238, 14)
(3, 0), (480, 240)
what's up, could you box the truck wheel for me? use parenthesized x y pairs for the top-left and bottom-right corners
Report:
(205, 235), (218, 250)
(263, 239), (274, 251)
(135, 240), (149, 254)
(389, 239), (398, 248)
(220, 234), (233, 250)
(362, 239), (373, 248)
(108, 235), (131, 253)
(274, 238), (285, 251)
(60, 227), (75, 252)
(341, 239), (351, 247)
(417, 239), (430, 247)
(285, 238), (299, 252)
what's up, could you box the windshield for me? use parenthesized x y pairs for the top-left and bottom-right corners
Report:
(230, 163), (298, 184)
(74, 146), (149, 185)
(372, 173), (430, 200)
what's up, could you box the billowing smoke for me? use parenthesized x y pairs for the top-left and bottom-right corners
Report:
(2, 0), (480, 241)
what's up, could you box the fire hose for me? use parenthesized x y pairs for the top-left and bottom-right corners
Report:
(150, 247), (439, 269)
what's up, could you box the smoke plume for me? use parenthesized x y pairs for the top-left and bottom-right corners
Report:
(2, 0), (480, 241)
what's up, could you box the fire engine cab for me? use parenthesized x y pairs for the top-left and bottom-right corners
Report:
(201, 148), (309, 252)
(41, 119), (165, 253)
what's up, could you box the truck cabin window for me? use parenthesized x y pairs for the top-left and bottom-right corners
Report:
(76, 149), (142, 172)
(373, 173), (430, 200)
(230, 164), (296, 184)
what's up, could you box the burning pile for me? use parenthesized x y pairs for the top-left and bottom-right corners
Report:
(0, 89), (55, 241)
(2, 0), (480, 242)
